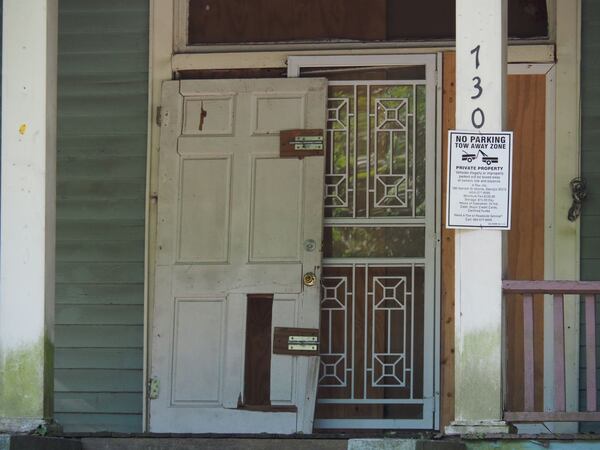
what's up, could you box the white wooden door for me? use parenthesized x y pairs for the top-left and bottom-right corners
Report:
(150, 78), (327, 433)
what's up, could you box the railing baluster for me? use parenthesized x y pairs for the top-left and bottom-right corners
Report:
(554, 293), (566, 412)
(523, 293), (535, 411)
(585, 294), (597, 412)
(503, 281), (600, 423)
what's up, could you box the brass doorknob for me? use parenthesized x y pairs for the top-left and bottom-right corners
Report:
(303, 272), (316, 287)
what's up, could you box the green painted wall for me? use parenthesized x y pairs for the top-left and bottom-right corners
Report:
(580, 0), (600, 432)
(466, 441), (600, 450)
(54, 0), (148, 432)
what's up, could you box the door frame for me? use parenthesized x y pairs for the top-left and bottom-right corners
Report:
(439, 60), (559, 431)
(288, 53), (441, 429)
(145, 4), (563, 433)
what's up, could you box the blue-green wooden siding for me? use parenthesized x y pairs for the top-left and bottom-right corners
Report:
(580, 0), (600, 432)
(54, 0), (148, 432)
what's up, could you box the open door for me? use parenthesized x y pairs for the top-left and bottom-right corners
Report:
(149, 78), (328, 433)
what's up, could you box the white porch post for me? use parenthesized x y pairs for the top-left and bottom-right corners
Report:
(0, 0), (58, 432)
(446, 0), (511, 434)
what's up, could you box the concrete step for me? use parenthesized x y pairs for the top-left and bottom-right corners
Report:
(81, 437), (347, 450)
(0, 435), (82, 450)
(80, 437), (466, 450)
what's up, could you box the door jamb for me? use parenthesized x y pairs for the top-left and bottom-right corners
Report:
(435, 52), (443, 431)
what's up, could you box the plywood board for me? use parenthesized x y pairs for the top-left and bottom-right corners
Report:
(244, 295), (274, 406)
(440, 51), (456, 430)
(505, 74), (546, 412)
(186, 0), (548, 45)
(188, 0), (386, 44)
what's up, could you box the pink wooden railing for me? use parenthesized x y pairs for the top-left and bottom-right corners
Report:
(503, 280), (600, 422)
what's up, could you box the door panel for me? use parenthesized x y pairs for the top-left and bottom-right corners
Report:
(249, 157), (302, 262)
(150, 78), (327, 433)
(177, 156), (231, 263)
(171, 297), (225, 404)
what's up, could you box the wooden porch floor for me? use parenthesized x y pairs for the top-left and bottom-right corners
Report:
(12, 432), (600, 450)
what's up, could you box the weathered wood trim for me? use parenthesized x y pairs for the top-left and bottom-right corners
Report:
(146, 0), (175, 432)
(173, 0), (188, 53)
(523, 294), (535, 412)
(172, 45), (555, 73)
(553, 294), (567, 412)
(434, 51), (444, 431)
(503, 280), (600, 294)
(584, 295), (597, 411)
(546, 0), (557, 42)
(505, 411), (600, 422)
(554, 0), (582, 429)
(440, 51), (456, 431)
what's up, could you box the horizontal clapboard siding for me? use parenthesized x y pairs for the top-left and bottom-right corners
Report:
(55, 0), (148, 433)
(580, 0), (600, 432)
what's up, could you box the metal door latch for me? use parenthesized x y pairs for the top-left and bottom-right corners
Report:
(288, 335), (319, 351)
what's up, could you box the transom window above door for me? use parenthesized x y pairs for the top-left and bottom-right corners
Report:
(177, 0), (549, 50)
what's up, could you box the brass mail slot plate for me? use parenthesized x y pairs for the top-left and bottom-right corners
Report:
(273, 326), (319, 356)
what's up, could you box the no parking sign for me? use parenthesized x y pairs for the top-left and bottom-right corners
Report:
(446, 131), (513, 230)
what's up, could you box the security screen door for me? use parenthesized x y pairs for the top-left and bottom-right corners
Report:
(150, 78), (327, 433)
(289, 55), (437, 429)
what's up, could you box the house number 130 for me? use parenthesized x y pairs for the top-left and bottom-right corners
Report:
(470, 44), (485, 129)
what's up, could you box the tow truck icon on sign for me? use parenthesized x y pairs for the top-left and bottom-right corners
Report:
(461, 150), (499, 165)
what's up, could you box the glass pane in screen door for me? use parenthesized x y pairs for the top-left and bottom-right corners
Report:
(316, 73), (434, 428)
(324, 83), (426, 219)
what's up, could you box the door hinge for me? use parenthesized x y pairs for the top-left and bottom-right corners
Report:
(155, 106), (162, 126)
(148, 377), (160, 400)
(156, 106), (170, 127)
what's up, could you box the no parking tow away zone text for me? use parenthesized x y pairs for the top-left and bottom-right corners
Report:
(446, 131), (513, 229)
